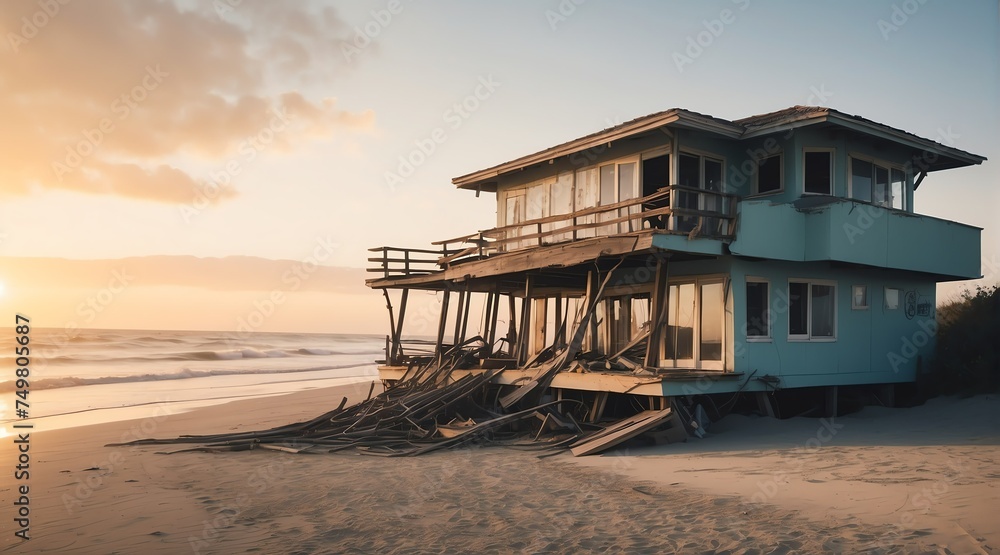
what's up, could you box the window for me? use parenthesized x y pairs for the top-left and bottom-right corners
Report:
(754, 154), (782, 195)
(789, 280), (837, 340)
(890, 168), (906, 210)
(851, 155), (906, 209)
(850, 156), (873, 202)
(885, 288), (900, 310)
(804, 150), (833, 195)
(663, 277), (726, 369)
(677, 151), (725, 233)
(700, 282), (724, 361)
(549, 172), (574, 242)
(599, 164), (616, 205)
(746, 280), (770, 339)
(852, 285), (868, 310)
(575, 167), (599, 238)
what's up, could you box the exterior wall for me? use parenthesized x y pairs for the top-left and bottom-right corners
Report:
(494, 133), (671, 227)
(789, 126), (915, 210)
(729, 258), (936, 386)
(661, 257), (937, 396)
(730, 199), (982, 280)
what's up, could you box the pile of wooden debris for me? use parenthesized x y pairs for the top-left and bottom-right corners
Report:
(114, 259), (696, 457)
(110, 338), (690, 457)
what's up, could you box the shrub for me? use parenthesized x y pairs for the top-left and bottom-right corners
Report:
(928, 284), (1000, 395)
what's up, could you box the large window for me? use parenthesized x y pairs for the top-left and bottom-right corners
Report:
(804, 150), (833, 195)
(746, 280), (770, 339)
(677, 152), (724, 233)
(574, 167), (599, 239)
(850, 155), (906, 209)
(754, 154), (782, 195)
(597, 161), (638, 233)
(663, 277), (726, 369)
(788, 280), (836, 340)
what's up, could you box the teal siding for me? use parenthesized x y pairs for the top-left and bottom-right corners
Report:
(660, 258), (939, 396)
(731, 199), (981, 280)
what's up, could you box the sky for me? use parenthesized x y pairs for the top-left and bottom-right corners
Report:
(0, 0), (997, 334)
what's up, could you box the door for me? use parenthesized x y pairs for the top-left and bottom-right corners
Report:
(662, 278), (726, 370)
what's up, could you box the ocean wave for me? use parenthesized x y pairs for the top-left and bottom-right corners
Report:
(0, 363), (378, 392)
(0, 347), (385, 365)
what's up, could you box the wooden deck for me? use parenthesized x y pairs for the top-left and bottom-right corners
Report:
(377, 365), (742, 397)
(368, 184), (738, 283)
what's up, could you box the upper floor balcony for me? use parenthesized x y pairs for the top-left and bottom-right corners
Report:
(368, 184), (738, 280)
(368, 188), (981, 286)
(730, 196), (982, 280)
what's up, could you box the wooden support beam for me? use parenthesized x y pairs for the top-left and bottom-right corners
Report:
(459, 288), (471, 348)
(381, 289), (397, 365)
(452, 287), (467, 346)
(589, 391), (609, 423)
(554, 295), (564, 348)
(587, 272), (599, 352)
(393, 289), (409, 364)
(486, 287), (500, 357)
(506, 294), (518, 357)
(435, 289), (451, 363)
(482, 289), (495, 347)
(645, 255), (669, 368)
(531, 297), (548, 356)
(517, 277), (533, 365)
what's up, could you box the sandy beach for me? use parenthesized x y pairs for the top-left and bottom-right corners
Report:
(2, 382), (996, 554)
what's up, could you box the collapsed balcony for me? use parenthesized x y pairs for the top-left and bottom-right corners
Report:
(367, 185), (739, 280)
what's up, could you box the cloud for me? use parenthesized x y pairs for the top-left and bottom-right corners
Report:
(0, 0), (375, 204)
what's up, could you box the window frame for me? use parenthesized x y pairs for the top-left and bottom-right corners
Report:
(751, 152), (784, 196)
(678, 148), (727, 190)
(885, 287), (900, 310)
(848, 152), (908, 210)
(852, 285), (869, 310)
(787, 279), (838, 342)
(802, 148), (835, 196)
(661, 274), (728, 371)
(745, 277), (771, 342)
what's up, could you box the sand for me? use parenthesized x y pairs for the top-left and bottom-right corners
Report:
(1, 382), (996, 554)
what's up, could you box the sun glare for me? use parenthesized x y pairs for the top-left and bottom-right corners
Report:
(0, 281), (5, 298)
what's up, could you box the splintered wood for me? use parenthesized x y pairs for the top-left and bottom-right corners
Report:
(110, 343), (683, 457)
(113, 257), (689, 457)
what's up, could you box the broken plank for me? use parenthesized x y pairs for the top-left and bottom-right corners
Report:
(570, 409), (673, 457)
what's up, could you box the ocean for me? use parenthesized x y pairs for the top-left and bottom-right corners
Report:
(0, 328), (382, 434)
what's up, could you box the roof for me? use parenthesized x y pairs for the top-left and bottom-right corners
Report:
(453, 106), (986, 191)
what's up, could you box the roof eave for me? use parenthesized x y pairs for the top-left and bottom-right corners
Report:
(453, 111), (684, 190)
(453, 110), (744, 191)
(825, 113), (987, 170)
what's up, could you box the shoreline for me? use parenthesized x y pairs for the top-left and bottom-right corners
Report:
(1, 384), (995, 553)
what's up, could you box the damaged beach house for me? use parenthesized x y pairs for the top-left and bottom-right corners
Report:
(123, 107), (986, 457)
(362, 106), (985, 454)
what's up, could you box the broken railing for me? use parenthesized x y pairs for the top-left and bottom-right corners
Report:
(367, 185), (739, 278)
(367, 246), (461, 279)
